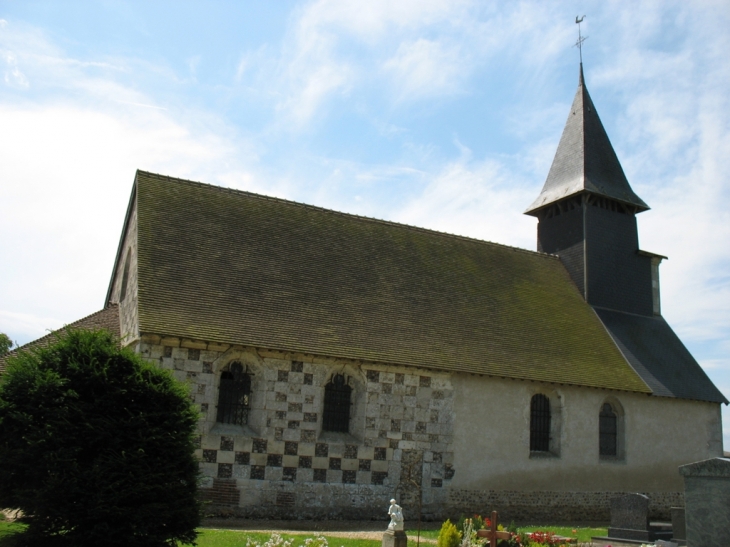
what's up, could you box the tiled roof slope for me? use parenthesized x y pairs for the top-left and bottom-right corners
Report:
(134, 171), (650, 393)
(594, 308), (728, 404)
(525, 65), (649, 215)
(0, 305), (120, 375)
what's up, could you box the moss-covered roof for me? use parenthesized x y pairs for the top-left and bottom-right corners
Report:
(132, 170), (650, 393)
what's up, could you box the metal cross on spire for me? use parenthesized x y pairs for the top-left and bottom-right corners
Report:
(575, 15), (588, 64)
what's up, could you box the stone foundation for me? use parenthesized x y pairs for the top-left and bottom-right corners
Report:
(199, 485), (683, 523)
(442, 489), (683, 523)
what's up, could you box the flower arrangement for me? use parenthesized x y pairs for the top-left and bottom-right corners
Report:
(527, 531), (562, 545)
(245, 533), (330, 547)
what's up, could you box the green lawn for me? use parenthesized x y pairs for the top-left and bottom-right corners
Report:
(0, 520), (25, 547)
(195, 531), (379, 547)
(0, 522), (608, 546)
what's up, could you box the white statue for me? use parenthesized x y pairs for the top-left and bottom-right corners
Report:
(387, 498), (404, 531)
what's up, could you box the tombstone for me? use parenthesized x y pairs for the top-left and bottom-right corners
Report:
(679, 457), (730, 547)
(670, 507), (686, 546)
(382, 498), (407, 547)
(607, 493), (651, 541)
(603, 493), (672, 543)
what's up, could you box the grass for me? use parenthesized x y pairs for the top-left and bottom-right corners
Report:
(194, 527), (609, 546)
(195, 531), (380, 547)
(0, 520), (25, 547)
(0, 523), (609, 546)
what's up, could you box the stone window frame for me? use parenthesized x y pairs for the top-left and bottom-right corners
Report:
(318, 366), (366, 442)
(528, 389), (562, 458)
(216, 361), (252, 426)
(598, 397), (625, 462)
(209, 352), (263, 437)
(322, 373), (353, 433)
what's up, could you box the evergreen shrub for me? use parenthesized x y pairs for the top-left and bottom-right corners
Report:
(437, 519), (461, 547)
(0, 328), (201, 546)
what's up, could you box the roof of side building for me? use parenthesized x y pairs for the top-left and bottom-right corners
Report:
(0, 305), (120, 375)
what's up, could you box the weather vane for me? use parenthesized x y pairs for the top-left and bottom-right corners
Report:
(575, 15), (588, 64)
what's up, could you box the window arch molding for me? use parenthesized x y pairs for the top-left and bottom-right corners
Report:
(322, 373), (353, 433)
(216, 361), (252, 426)
(209, 350), (264, 436)
(319, 365), (366, 441)
(599, 397), (625, 461)
(528, 389), (563, 457)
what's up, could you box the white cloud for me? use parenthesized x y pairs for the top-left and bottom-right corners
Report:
(295, 0), (468, 42)
(589, 4), (730, 351)
(393, 157), (535, 249)
(0, 23), (273, 345)
(382, 39), (467, 102)
(2, 51), (29, 88)
(275, 58), (354, 128)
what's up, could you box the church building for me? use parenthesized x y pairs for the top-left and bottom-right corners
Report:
(6, 66), (726, 522)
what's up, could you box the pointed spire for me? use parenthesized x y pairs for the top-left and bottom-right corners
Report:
(525, 64), (649, 215)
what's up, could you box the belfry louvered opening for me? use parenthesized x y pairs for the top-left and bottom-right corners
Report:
(216, 361), (251, 426)
(599, 403), (618, 456)
(323, 374), (352, 433)
(530, 394), (551, 452)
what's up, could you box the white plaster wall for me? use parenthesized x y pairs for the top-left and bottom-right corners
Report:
(451, 374), (723, 492)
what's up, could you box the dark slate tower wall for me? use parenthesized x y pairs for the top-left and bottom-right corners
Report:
(536, 206), (586, 297)
(584, 205), (653, 316)
(528, 65), (655, 317)
(536, 203), (653, 315)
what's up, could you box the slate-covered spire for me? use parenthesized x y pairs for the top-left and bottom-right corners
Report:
(525, 64), (649, 215)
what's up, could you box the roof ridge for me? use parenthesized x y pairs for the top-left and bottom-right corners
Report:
(136, 170), (558, 261)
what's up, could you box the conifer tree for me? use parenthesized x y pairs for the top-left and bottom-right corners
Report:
(0, 328), (200, 546)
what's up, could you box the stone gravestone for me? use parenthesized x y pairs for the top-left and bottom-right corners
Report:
(382, 498), (407, 547)
(608, 493), (651, 541)
(679, 457), (730, 547)
(670, 507), (686, 546)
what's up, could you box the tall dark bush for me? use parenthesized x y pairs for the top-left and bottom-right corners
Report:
(0, 328), (200, 546)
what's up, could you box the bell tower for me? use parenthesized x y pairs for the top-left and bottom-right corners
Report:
(525, 65), (662, 317)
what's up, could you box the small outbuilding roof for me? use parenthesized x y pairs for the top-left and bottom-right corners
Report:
(0, 305), (120, 375)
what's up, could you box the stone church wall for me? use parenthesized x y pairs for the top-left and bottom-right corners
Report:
(137, 335), (455, 519)
(108, 199), (139, 345)
(135, 334), (720, 522)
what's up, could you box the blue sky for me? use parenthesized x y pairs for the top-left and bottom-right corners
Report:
(1, 1), (728, 446)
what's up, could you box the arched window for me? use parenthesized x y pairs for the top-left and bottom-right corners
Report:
(216, 362), (251, 426)
(530, 394), (551, 452)
(323, 374), (352, 433)
(599, 402), (618, 457)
